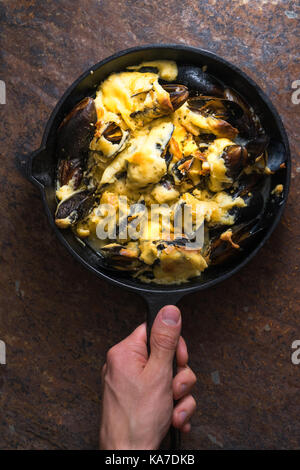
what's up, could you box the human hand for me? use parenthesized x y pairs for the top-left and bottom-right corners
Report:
(99, 305), (197, 450)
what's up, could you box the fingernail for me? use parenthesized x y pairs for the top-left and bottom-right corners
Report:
(181, 383), (187, 394)
(161, 306), (181, 326)
(179, 411), (187, 424)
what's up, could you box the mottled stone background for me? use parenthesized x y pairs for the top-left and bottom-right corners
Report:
(0, 0), (299, 450)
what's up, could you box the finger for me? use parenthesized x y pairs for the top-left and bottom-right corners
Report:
(173, 366), (197, 400)
(181, 422), (191, 433)
(176, 336), (188, 368)
(101, 363), (107, 394)
(124, 322), (147, 345)
(147, 305), (182, 370)
(117, 322), (148, 361)
(101, 363), (107, 381)
(106, 323), (148, 374)
(172, 395), (196, 429)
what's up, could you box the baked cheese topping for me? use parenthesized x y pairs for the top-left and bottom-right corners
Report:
(56, 60), (261, 284)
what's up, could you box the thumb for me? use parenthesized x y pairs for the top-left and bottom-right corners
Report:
(148, 305), (182, 369)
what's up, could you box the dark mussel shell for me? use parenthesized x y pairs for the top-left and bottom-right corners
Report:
(230, 173), (264, 198)
(57, 97), (97, 188)
(57, 97), (97, 161)
(222, 144), (249, 179)
(55, 190), (95, 227)
(229, 172), (265, 225)
(175, 65), (224, 97)
(230, 191), (264, 226)
(58, 158), (83, 189)
(195, 133), (216, 144)
(209, 173), (265, 237)
(156, 238), (190, 250)
(91, 123), (130, 161)
(224, 87), (263, 139)
(222, 134), (270, 180)
(265, 139), (287, 173)
(172, 156), (194, 182)
(188, 96), (244, 126)
(160, 176), (177, 190)
(245, 134), (270, 164)
(135, 66), (159, 74)
(102, 122), (124, 144)
(101, 244), (143, 272)
(161, 84), (189, 111)
(209, 220), (263, 266)
(163, 149), (173, 168)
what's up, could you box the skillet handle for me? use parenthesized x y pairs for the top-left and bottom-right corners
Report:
(16, 148), (46, 190)
(143, 292), (184, 450)
(144, 292), (184, 346)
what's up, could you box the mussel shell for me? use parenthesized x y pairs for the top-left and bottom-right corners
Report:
(229, 173), (264, 198)
(171, 156), (194, 182)
(92, 122), (130, 160)
(55, 190), (95, 227)
(265, 140), (287, 173)
(164, 149), (173, 168)
(102, 122), (123, 144)
(224, 88), (262, 139)
(195, 133), (216, 144)
(230, 191), (264, 225)
(188, 96), (244, 127)
(245, 134), (269, 163)
(135, 66), (159, 74)
(222, 144), (249, 179)
(160, 176), (176, 190)
(229, 172), (265, 225)
(175, 65), (224, 97)
(156, 238), (192, 250)
(209, 173), (265, 237)
(161, 84), (189, 111)
(101, 244), (143, 272)
(57, 97), (97, 161)
(209, 220), (263, 266)
(58, 158), (83, 188)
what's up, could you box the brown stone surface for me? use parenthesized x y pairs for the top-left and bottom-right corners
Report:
(0, 0), (299, 450)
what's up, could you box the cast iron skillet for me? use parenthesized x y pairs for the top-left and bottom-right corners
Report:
(18, 44), (290, 446)
(19, 44), (290, 317)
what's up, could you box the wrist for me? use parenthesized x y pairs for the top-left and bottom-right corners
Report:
(100, 431), (157, 450)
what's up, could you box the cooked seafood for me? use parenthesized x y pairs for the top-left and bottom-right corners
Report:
(54, 60), (286, 284)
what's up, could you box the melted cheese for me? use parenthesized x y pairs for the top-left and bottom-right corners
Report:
(126, 120), (173, 188)
(205, 138), (233, 192)
(151, 182), (179, 203)
(152, 246), (207, 284)
(100, 119), (173, 187)
(127, 60), (178, 81)
(59, 61), (258, 285)
(56, 184), (76, 201)
(96, 71), (172, 130)
(189, 189), (246, 225)
(139, 241), (159, 265)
